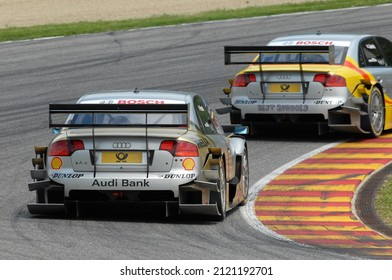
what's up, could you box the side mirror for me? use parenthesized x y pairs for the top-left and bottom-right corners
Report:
(51, 127), (61, 134)
(222, 125), (248, 135)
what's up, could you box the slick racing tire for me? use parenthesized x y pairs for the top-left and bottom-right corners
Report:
(362, 87), (385, 137)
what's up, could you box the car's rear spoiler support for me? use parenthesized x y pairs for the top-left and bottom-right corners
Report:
(49, 103), (190, 178)
(224, 45), (335, 103)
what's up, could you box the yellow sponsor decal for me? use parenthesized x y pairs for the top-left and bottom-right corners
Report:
(182, 158), (195, 171)
(101, 151), (142, 164)
(269, 83), (301, 93)
(51, 157), (63, 170)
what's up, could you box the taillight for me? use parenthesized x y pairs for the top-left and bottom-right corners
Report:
(48, 140), (85, 156)
(313, 74), (346, 87)
(232, 73), (256, 87)
(175, 141), (199, 157)
(159, 140), (176, 155)
(159, 140), (199, 157)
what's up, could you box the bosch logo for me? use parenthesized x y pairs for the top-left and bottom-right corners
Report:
(112, 142), (131, 149)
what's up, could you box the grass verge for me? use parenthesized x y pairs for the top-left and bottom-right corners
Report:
(375, 176), (392, 227)
(1, 0), (392, 42)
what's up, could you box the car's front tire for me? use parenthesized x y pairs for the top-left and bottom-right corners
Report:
(210, 156), (227, 221)
(239, 146), (249, 206)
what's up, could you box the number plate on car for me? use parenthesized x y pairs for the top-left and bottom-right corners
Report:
(269, 83), (301, 93)
(101, 151), (142, 164)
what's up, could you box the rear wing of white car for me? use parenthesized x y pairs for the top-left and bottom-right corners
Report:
(49, 103), (190, 178)
(49, 103), (189, 128)
(224, 45), (335, 65)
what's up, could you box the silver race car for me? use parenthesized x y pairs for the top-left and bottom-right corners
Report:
(28, 90), (249, 220)
(218, 33), (392, 137)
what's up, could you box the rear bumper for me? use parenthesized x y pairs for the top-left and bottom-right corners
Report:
(222, 94), (369, 134)
(232, 98), (343, 119)
(27, 178), (223, 218)
(49, 173), (197, 197)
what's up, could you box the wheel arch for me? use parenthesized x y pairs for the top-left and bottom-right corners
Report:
(228, 136), (247, 155)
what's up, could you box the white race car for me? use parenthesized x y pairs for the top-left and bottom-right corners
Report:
(28, 90), (249, 220)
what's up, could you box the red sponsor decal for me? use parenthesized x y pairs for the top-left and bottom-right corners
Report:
(296, 41), (334, 45)
(118, 100), (165, 104)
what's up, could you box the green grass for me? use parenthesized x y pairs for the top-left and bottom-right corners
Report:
(375, 175), (392, 226)
(1, 0), (392, 42)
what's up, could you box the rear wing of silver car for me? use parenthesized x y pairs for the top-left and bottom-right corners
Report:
(224, 45), (335, 65)
(49, 103), (190, 178)
(49, 103), (189, 128)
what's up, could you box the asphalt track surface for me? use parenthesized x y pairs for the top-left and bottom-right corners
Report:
(2, 4), (392, 260)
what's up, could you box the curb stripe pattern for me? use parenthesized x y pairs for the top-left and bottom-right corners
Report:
(255, 134), (392, 259)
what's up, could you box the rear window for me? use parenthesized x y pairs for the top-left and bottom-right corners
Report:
(67, 112), (188, 126)
(259, 46), (347, 65)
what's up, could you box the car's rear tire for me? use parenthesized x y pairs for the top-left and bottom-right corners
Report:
(362, 87), (385, 137)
